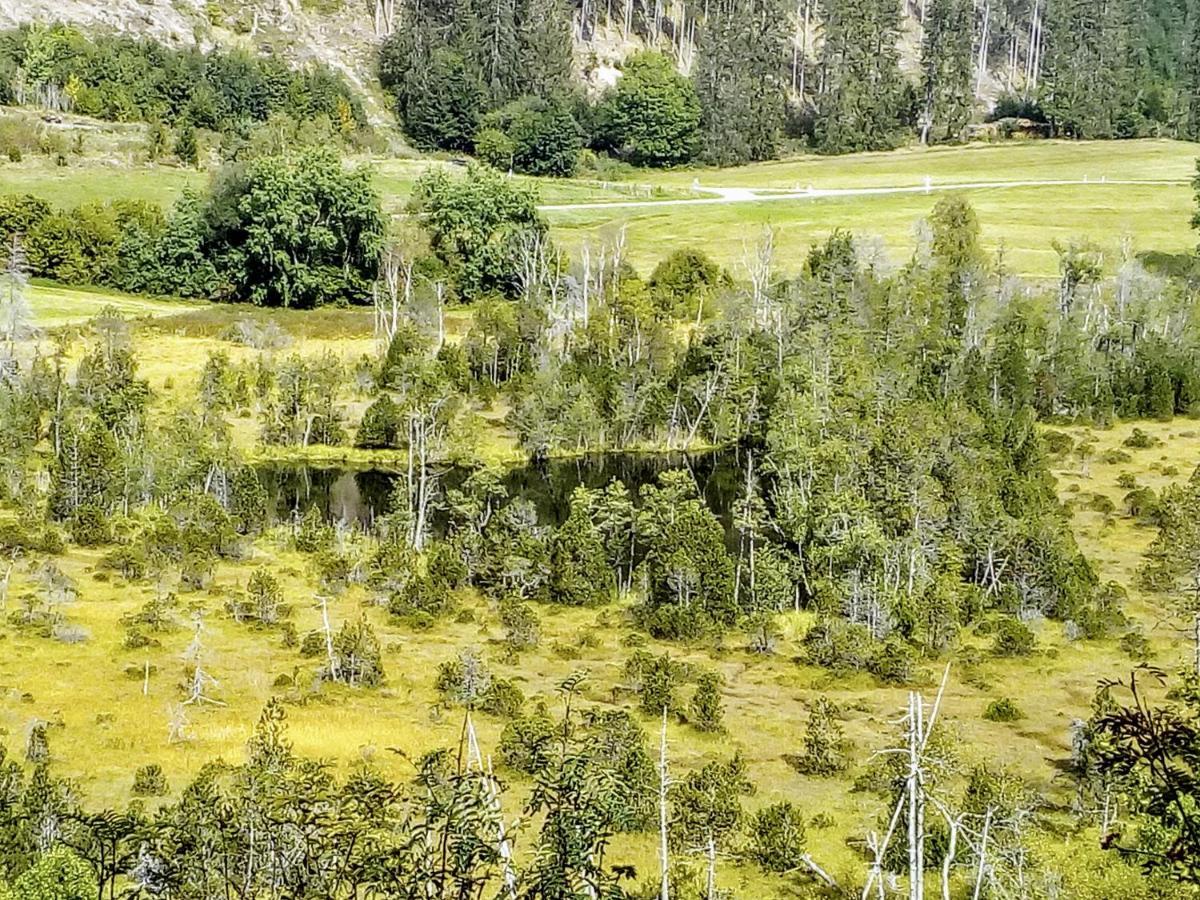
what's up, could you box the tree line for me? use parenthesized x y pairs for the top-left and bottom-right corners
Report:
(0, 23), (367, 147)
(378, 0), (1200, 169)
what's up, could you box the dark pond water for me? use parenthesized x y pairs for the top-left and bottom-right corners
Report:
(257, 449), (745, 536)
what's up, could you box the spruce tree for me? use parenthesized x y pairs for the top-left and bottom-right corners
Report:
(815, 0), (904, 153)
(918, 0), (975, 143)
(693, 0), (789, 166)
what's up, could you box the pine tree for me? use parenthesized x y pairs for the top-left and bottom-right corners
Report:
(1041, 0), (1141, 137)
(173, 124), (198, 167)
(693, 0), (789, 166)
(548, 488), (615, 606)
(918, 0), (975, 143)
(815, 0), (904, 153)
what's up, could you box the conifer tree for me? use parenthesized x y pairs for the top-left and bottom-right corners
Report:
(918, 0), (975, 143)
(693, 0), (789, 166)
(814, 0), (904, 153)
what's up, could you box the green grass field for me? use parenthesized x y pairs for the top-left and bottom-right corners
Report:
(6, 111), (1194, 280)
(26, 282), (208, 327)
(549, 140), (1199, 277)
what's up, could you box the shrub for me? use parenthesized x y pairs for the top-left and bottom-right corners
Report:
(1123, 427), (1159, 449)
(991, 617), (1036, 657)
(625, 651), (681, 715)
(132, 763), (168, 796)
(435, 647), (492, 707)
(1040, 430), (1074, 456)
(687, 670), (725, 733)
(11, 848), (97, 900)
(499, 597), (540, 652)
(1119, 629), (1152, 661)
(481, 678), (525, 718)
(499, 708), (556, 773)
(982, 698), (1024, 722)
(785, 696), (850, 776)
(748, 801), (808, 874)
(67, 503), (111, 546)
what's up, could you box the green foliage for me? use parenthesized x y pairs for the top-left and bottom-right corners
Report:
(748, 801), (808, 874)
(11, 848), (96, 900)
(688, 670), (725, 733)
(648, 248), (725, 319)
(173, 123), (199, 167)
(548, 487), (614, 606)
(625, 650), (682, 715)
(329, 615), (385, 687)
(499, 596), (540, 651)
(991, 617), (1037, 657)
(917, 0), (974, 143)
(669, 754), (754, 853)
(435, 647), (494, 707)
(478, 95), (582, 176)
(1093, 670), (1200, 885)
(596, 52), (701, 167)
(132, 763), (168, 796)
(637, 471), (736, 639)
(693, 0), (788, 165)
(0, 23), (364, 136)
(196, 150), (384, 307)
(814, 0), (904, 153)
(378, 0), (573, 152)
(409, 165), (547, 301)
(786, 696), (850, 776)
(983, 697), (1025, 722)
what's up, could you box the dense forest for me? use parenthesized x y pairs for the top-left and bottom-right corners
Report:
(376, 0), (1200, 166)
(2, 1), (1200, 168)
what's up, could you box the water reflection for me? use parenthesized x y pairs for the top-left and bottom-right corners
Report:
(257, 449), (745, 538)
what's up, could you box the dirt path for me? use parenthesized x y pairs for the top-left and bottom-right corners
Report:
(539, 177), (1189, 213)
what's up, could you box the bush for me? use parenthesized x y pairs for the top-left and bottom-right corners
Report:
(481, 678), (525, 718)
(982, 698), (1024, 722)
(499, 707), (557, 773)
(748, 801), (808, 874)
(435, 647), (492, 707)
(687, 670), (724, 733)
(478, 95), (583, 177)
(991, 617), (1036, 657)
(785, 696), (849, 776)
(625, 650), (681, 715)
(11, 848), (97, 900)
(132, 763), (168, 796)
(1119, 629), (1152, 661)
(499, 597), (540, 652)
(1123, 427), (1160, 449)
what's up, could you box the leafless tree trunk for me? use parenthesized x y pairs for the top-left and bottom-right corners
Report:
(659, 708), (671, 900)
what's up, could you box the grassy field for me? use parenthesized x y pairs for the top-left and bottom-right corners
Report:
(549, 140), (1199, 277)
(5, 108), (1194, 280)
(26, 282), (208, 328)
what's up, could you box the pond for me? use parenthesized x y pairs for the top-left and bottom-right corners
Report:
(257, 449), (746, 538)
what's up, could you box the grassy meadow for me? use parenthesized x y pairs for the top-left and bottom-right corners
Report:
(4, 107), (1196, 280)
